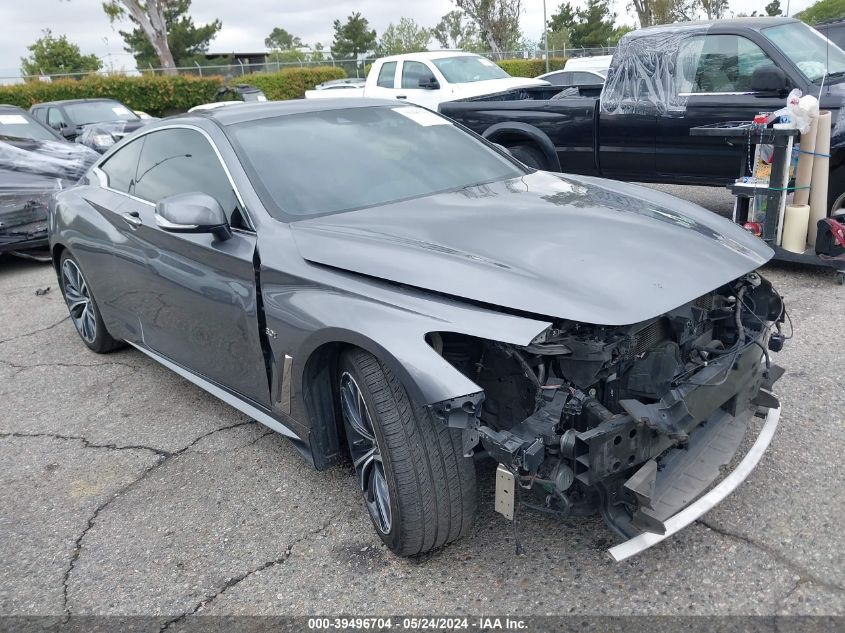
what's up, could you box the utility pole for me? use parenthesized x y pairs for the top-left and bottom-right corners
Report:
(543, 0), (549, 73)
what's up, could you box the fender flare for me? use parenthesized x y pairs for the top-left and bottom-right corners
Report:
(482, 122), (561, 172)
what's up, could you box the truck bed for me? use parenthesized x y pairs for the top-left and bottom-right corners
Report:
(439, 86), (600, 176)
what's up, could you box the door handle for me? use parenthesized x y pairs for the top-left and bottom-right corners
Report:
(122, 211), (142, 228)
(396, 95), (407, 99)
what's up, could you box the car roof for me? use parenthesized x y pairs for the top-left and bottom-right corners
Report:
(635, 16), (797, 36)
(0, 104), (27, 112)
(187, 98), (400, 127)
(30, 98), (123, 108)
(376, 50), (478, 63)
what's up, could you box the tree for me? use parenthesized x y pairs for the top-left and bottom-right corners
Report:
(265, 27), (303, 50)
(453, 0), (522, 58)
(20, 29), (101, 77)
(631, 0), (656, 27)
(119, 0), (221, 68)
(571, 0), (618, 48)
(102, 0), (177, 73)
(651, 0), (699, 24)
(700, 0), (730, 18)
(377, 17), (431, 56)
(796, 0), (845, 24)
(764, 0), (782, 15)
(433, 10), (481, 49)
(331, 12), (377, 59)
(547, 0), (629, 49)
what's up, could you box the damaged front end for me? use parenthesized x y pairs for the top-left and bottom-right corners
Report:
(429, 272), (786, 559)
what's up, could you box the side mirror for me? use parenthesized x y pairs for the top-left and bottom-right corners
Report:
(418, 76), (440, 90)
(751, 65), (788, 94)
(59, 126), (76, 139)
(155, 192), (232, 241)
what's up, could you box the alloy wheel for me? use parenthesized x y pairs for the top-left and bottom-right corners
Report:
(340, 371), (392, 534)
(61, 259), (97, 344)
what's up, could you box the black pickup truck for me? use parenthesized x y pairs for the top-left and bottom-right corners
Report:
(440, 17), (845, 214)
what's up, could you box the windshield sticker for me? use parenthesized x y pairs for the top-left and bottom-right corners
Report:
(478, 58), (495, 66)
(392, 107), (451, 126)
(112, 106), (131, 115)
(0, 115), (29, 125)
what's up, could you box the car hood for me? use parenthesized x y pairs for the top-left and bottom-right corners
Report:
(290, 171), (772, 325)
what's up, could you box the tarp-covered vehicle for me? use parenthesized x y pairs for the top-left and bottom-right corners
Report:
(0, 105), (98, 255)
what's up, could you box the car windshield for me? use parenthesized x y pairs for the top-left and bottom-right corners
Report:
(763, 21), (845, 82)
(0, 112), (56, 141)
(431, 55), (511, 83)
(64, 101), (139, 125)
(229, 106), (524, 218)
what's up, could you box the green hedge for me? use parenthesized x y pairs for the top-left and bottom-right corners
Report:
(246, 66), (346, 100)
(495, 57), (568, 78)
(0, 66), (347, 117)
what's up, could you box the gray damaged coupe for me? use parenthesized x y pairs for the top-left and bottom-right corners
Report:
(49, 100), (787, 560)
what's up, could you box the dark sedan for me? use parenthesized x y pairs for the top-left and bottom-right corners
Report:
(50, 100), (787, 559)
(1, 105), (98, 255)
(30, 98), (151, 153)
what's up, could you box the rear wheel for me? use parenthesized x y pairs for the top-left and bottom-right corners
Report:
(338, 348), (476, 555)
(59, 251), (122, 354)
(827, 166), (845, 216)
(508, 143), (547, 170)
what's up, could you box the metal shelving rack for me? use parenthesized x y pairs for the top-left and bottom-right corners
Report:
(691, 121), (845, 282)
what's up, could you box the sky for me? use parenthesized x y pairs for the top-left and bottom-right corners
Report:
(0, 0), (822, 80)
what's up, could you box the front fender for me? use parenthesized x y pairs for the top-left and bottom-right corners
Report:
(259, 261), (551, 422)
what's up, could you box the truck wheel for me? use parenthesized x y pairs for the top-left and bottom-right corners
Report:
(827, 166), (845, 215)
(509, 143), (547, 170)
(338, 348), (476, 556)
(58, 251), (123, 354)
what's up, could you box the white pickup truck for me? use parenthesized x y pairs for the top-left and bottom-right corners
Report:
(305, 51), (549, 110)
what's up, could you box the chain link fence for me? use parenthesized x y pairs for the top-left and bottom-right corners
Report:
(3, 46), (616, 83)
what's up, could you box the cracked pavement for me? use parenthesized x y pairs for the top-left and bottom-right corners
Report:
(1, 185), (843, 620)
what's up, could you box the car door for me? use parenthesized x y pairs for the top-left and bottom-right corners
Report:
(115, 126), (271, 406)
(365, 60), (399, 99)
(655, 33), (787, 183)
(71, 137), (146, 341)
(397, 60), (441, 109)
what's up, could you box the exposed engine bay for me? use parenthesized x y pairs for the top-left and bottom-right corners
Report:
(428, 272), (787, 540)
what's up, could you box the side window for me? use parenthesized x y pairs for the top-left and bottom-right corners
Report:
(546, 71), (570, 86)
(402, 61), (430, 89)
(133, 128), (239, 219)
(377, 61), (397, 88)
(574, 71), (603, 85)
(47, 108), (66, 128)
(99, 136), (144, 193)
(32, 108), (46, 123)
(678, 35), (775, 94)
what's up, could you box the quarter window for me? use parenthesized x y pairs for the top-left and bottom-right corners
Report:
(133, 128), (238, 218)
(47, 108), (66, 128)
(99, 136), (144, 193)
(377, 61), (397, 88)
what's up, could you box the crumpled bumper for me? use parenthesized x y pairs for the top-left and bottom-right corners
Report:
(607, 398), (780, 561)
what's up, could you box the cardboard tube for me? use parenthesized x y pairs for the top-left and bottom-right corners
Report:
(793, 117), (817, 206)
(782, 204), (811, 253)
(808, 111), (832, 245)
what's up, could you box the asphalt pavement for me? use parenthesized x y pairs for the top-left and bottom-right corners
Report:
(0, 185), (843, 625)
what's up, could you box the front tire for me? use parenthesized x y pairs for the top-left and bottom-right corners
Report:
(338, 348), (476, 555)
(59, 251), (122, 354)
